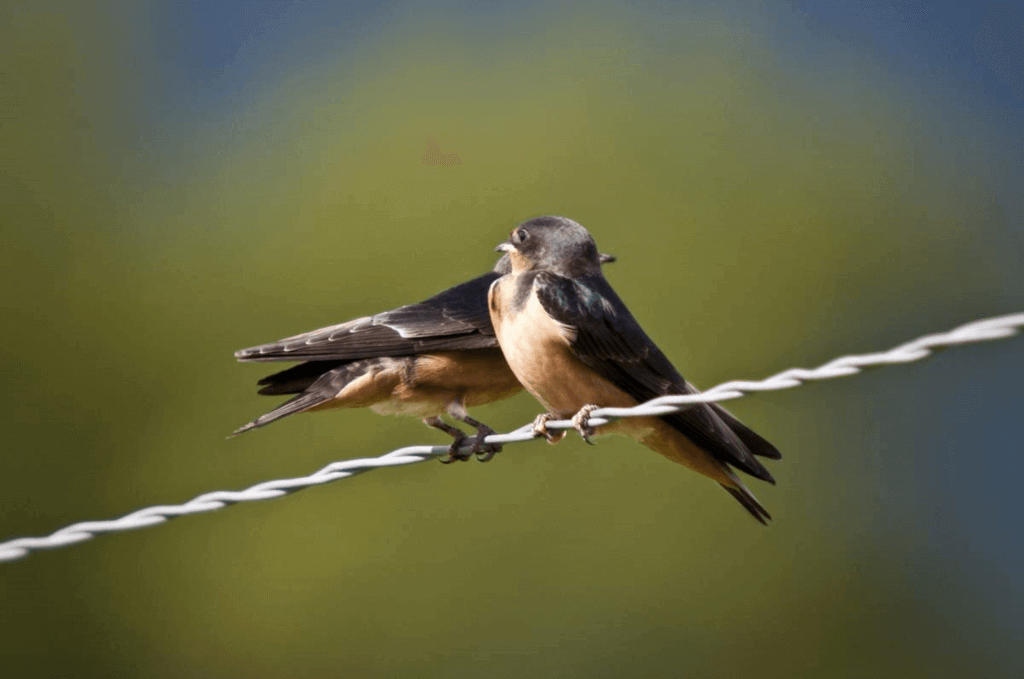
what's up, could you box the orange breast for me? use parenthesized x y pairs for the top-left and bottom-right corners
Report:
(491, 275), (637, 418)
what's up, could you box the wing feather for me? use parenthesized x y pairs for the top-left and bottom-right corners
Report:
(235, 273), (500, 362)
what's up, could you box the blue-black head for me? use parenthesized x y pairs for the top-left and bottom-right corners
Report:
(495, 216), (606, 277)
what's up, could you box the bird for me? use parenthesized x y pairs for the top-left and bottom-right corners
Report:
(234, 250), (616, 462)
(487, 216), (781, 522)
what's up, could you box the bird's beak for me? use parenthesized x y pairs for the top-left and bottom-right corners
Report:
(599, 253), (616, 264)
(495, 242), (515, 253)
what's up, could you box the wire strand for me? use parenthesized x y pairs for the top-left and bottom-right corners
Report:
(2, 311), (1022, 563)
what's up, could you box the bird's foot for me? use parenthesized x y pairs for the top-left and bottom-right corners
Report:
(532, 413), (565, 445)
(571, 404), (601, 445)
(454, 414), (503, 462)
(469, 424), (502, 462)
(425, 415), (474, 464)
(437, 431), (474, 464)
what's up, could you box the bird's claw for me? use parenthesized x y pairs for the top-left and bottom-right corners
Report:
(437, 433), (473, 464)
(470, 426), (502, 462)
(532, 413), (565, 444)
(438, 430), (502, 463)
(571, 404), (601, 445)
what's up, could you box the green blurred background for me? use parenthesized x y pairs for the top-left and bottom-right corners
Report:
(2, 1), (1023, 676)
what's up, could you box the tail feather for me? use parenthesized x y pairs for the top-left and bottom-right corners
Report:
(232, 358), (385, 436)
(231, 390), (330, 436)
(711, 403), (782, 460)
(721, 484), (772, 525)
(255, 360), (345, 395)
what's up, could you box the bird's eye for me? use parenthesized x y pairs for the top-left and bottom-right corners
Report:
(515, 229), (529, 243)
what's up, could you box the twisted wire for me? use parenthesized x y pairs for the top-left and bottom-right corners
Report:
(2, 311), (1022, 563)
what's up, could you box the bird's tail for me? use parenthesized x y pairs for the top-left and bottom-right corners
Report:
(255, 360), (345, 395)
(231, 390), (331, 436)
(721, 481), (772, 525)
(716, 462), (770, 524)
(231, 358), (384, 436)
(710, 403), (782, 460)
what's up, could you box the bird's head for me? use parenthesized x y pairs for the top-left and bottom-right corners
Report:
(495, 216), (605, 277)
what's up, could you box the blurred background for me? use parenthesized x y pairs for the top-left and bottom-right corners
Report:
(2, 0), (1022, 676)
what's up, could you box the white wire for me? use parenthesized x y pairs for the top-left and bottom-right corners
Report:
(1, 311), (1022, 563)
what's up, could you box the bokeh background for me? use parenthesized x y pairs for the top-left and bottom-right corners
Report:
(2, 1), (1023, 676)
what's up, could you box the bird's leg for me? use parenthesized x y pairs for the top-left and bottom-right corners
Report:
(571, 404), (601, 445)
(531, 413), (565, 445)
(446, 403), (502, 461)
(423, 416), (473, 463)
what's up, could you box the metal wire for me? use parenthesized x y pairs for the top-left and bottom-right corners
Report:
(2, 311), (1022, 563)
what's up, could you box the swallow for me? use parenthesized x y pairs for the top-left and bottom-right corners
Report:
(488, 216), (781, 522)
(234, 251), (616, 462)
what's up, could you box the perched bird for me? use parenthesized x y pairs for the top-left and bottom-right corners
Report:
(488, 216), (781, 521)
(234, 251), (615, 462)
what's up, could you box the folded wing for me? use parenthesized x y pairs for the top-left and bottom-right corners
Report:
(533, 271), (780, 483)
(235, 272), (501, 363)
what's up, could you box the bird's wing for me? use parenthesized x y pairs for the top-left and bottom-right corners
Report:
(235, 272), (500, 362)
(533, 271), (777, 482)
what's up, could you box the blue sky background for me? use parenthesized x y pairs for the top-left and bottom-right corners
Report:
(140, 0), (1024, 232)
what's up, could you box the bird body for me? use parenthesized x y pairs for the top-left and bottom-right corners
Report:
(234, 265), (517, 457)
(488, 216), (780, 521)
(298, 349), (521, 418)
